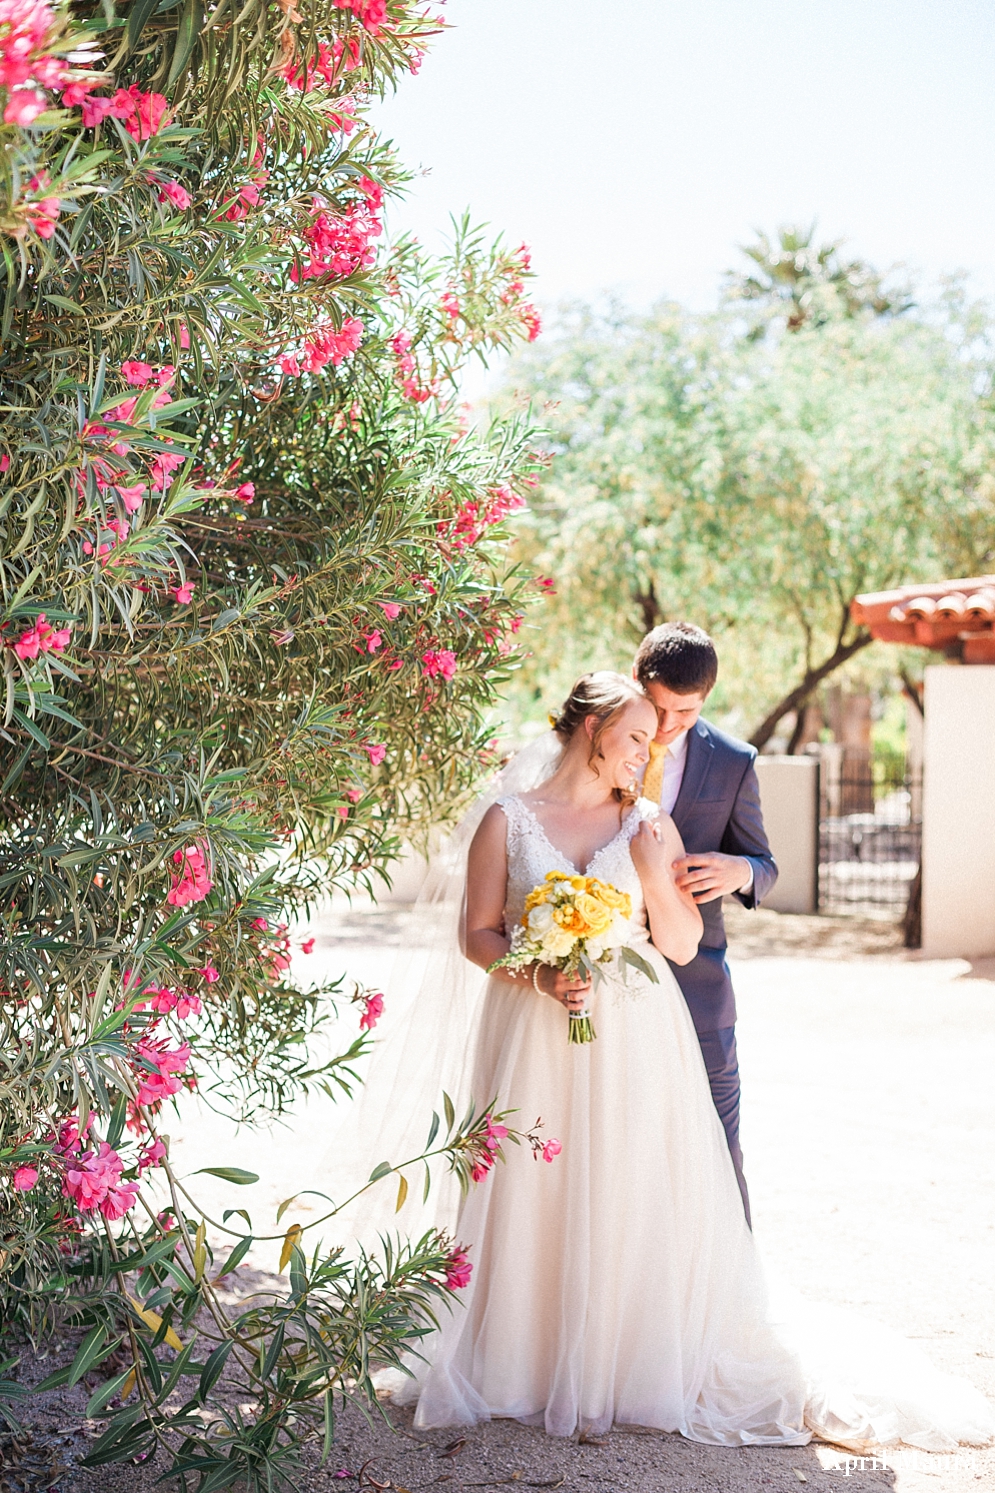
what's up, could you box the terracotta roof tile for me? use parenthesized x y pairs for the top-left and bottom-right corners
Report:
(851, 576), (995, 660)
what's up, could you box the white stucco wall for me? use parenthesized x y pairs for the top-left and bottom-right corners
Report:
(754, 756), (819, 914)
(921, 664), (995, 957)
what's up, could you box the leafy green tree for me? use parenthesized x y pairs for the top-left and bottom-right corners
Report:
(1, 0), (545, 1483)
(505, 291), (995, 746)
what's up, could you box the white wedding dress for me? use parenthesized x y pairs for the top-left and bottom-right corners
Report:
(384, 793), (994, 1450)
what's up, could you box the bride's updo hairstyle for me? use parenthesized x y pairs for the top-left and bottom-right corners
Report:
(550, 671), (647, 804)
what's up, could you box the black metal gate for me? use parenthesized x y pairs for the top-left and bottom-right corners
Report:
(818, 752), (922, 920)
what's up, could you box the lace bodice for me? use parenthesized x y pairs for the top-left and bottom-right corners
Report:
(497, 794), (656, 941)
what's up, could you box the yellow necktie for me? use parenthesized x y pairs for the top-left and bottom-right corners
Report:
(643, 739), (666, 803)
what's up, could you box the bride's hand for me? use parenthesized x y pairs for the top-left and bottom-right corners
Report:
(532, 965), (591, 1011)
(629, 816), (669, 875)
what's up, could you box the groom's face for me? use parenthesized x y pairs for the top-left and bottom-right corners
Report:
(642, 681), (706, 746)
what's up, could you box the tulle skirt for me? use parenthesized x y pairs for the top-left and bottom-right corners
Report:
(386, 944), (994, 1450)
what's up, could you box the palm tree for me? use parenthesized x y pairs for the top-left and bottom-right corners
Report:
(727, 223), (913, 331)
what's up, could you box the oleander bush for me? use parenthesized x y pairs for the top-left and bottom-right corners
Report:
(0, 0), (544, 1483)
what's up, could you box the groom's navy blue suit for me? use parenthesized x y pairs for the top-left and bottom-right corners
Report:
(664, 717), (777, 1227)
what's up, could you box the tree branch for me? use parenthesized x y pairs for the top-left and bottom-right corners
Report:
(748, 628), (874, 751)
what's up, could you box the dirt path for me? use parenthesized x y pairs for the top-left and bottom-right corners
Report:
(14, 904), (995, 1493)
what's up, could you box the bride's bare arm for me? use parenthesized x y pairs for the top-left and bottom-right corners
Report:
(630, 815), (703, 966)
(464, 806), (590, 1009)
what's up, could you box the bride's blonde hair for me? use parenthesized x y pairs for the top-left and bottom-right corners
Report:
(550, 671), (648, 804)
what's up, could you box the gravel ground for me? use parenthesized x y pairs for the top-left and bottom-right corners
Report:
(10, 903), (994, 1493)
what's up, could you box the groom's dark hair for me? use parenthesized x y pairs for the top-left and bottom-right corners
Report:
(634, 622), (718, 696)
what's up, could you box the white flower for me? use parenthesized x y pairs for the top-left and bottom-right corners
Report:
(527, 902), (554, 935)
(604, 911), (631, 948)
(541, 926), (576, 960)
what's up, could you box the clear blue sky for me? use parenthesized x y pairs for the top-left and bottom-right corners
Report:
(373, 0), (995, 312)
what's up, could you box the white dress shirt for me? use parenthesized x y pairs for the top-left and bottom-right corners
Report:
(652, 728), (754, 895)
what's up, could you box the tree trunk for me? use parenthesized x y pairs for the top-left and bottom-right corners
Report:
(632, 580), (662, 636)
(748, 630), (874, 752)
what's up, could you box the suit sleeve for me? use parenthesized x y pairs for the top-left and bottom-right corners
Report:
(720, 754), (778, 909)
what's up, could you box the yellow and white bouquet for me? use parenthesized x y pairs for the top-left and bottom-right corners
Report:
(489, 871), (658, 1043)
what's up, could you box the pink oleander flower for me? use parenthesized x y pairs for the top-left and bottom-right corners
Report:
(121, 359), (155, 386)
(18, 176), (60, 239)
(147, 986), (177, 1014)
(4, 86), (46, 125)
(444, 1243), (473, 1290)
(166, 842), (213, 908)
(133, 1036), (191, 1106)
(421, 648), (457, 682)
(334, 0), (387, 35)
(541, 1138), (562, 1163)
(346, 788), (362, 803)
(357, 174), (383, 209)
(536, 575), (556, 594)
(200, 963), (219, 983)
(234, 481), (254, 503)
(158, 179), (192, 211)
(0, 455), (9, 473)
(63, 1140), (130, 1213)
(359, 991), (384, 1031)
(302, 317), (364, 373)
(362, 629), (382, 653)
(53, 1114), (92, 1156)
(518, 303), (542, 341)
(251, 918), (268, 931)
(137, 1137), (166, 1172)
(150, 448), (185, 491)
(301, 937), (315, 954)
(13, 612), (71, 661)
(291, 200), (380, 284)
(123, 87), (169, 140)
(440, 291), (461, 319)
(100, 1181), (140, 1220)
(178, 322), (190, 349)
(363, 741), (386, 766)
(379, 601), (401, 620)
(112, 479), (147, 512)
(12, 1164), (38, 1191)
(172, 582), (195, 604)
(174, 991), (201, 1018)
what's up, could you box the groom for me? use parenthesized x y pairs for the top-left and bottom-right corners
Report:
(634, 622), (776, 1227)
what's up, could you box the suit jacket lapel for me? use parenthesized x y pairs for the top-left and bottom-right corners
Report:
(671, 719), (713, 831)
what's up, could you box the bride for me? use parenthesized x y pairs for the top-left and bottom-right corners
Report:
(348, 672), (994, 1450)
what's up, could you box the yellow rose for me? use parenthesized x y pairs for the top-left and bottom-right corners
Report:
(589, 879), (630, 914)
(545, 871), (572, 884)
(573, 892), (612, 937)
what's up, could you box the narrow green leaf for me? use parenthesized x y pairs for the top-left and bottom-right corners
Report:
(85, 1365), (134, 1418)
(426, 1110), (440, 1149)
(105, 1091), (128, 1149)
(127, 0), (160, 51)
(369, 1160), (392, 1183)
(321, 1388), (335, 1464)
(168, 0), (204, 84)
(67, 1324), (109, 1387)
(213, 1235), (251, 1280)
(197, 1340), (233, 1402)
(194, 1167), (259, 1185)
(443, 1091), (455, 1133)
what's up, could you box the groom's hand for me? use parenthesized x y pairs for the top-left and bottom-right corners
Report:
(672, 852), (752, 904)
